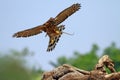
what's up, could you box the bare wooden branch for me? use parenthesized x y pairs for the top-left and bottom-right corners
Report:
(42, 55), (120, 80)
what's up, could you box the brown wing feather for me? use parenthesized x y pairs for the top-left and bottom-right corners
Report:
(13, 25), (45, 38)
(54, 3), (80, 25)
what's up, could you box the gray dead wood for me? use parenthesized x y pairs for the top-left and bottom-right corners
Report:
(42, 55), (120, 80)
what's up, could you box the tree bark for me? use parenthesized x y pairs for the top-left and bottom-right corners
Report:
(42, 55), (120, 80)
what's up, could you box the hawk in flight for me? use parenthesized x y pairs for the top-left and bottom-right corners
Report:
(13, 3), (81, 52)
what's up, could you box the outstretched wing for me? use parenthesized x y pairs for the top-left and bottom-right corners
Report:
(47, 25), (65, 51)
(13, 25), (45, 38)
(54, 3), (80, 25)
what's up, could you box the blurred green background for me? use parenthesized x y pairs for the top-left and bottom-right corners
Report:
(0, 42), (120, 80)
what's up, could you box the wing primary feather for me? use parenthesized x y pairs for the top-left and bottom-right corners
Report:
(13, 25), (45, 38)
(54, 3), (81, 25)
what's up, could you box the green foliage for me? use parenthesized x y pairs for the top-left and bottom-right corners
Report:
(0, 48), (43, 80)
(70, 52), (98, 70)
(49, 56), (69, 67)
(0, 56), (32, 80)
(50, 44), (99, 71)
(102, 42), (120, 71)
(50, 43), (120, 71)
(70, 44), (99, 70)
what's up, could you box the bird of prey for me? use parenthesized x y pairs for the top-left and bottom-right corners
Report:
(13, 3), (81, 52)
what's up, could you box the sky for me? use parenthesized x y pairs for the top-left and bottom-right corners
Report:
(0, 0), (120, 70)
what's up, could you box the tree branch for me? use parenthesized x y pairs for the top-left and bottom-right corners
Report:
(42, 55), (120, 80)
